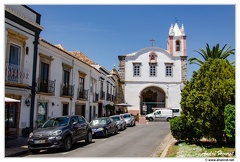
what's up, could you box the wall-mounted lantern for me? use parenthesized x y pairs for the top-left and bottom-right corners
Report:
(25, 99), (30, 106)
(26, 46), (29, 55)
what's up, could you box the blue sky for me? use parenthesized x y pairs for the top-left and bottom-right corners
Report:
(24, 5), (236, 80)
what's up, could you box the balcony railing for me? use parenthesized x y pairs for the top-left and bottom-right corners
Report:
(60, 83), (74, 97)
(100, 91), (105, 100)
(5, 63), (30, 85)
(77, 88), (88, 100)
(36, 78), (55, 95)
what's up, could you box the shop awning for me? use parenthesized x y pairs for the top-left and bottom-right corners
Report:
(5, 97), (21, 102)
(114, 103), (132, 107)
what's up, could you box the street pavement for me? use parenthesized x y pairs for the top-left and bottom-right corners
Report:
(4, 118), (176, 157)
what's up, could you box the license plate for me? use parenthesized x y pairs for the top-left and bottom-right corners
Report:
(34, 140), (46, 144)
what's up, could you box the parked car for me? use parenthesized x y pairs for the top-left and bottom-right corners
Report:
(90, 117), (118, 138)
(120, 113), (135, 127)
(110, 115), (127, 130)
(27, 115), (92, 154)
(145, 109), (173, 121)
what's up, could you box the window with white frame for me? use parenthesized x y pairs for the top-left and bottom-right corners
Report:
(149, 64), (157, 76)
(133, 63), (141, 76)
(165, 63), (173, 77)
(9, 44), (21, 66)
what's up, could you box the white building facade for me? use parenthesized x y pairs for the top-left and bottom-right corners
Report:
(5, 5), (43, 136)
(118, 23), (187, 115)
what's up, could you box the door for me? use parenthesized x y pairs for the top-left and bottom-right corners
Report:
(154, 111), (161, 120)
(37, 102), (47, 126)
(107, 118), (115, 133)
(5, 102), (17, 131)
(78, 116), (88, 139)
(40, 62), (49, 92)
(70, 116), (81, 141)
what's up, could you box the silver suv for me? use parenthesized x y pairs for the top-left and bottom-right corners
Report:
(120, 113), (135, 127)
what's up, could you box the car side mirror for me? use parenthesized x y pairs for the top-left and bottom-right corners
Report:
(73, 121), (78, 125)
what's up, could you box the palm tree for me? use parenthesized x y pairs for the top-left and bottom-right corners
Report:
(189, 43), (235, 66)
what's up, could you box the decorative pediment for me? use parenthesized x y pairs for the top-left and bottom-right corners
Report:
(79, 71), (87, 78)
(39, 53), (54, 64)
(149, 51), (157, 63)
(62, 63), (73, 71)
(7, 28), (28, 46)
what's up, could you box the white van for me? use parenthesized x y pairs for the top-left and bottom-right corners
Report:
(171, 108), (182, 117)
(151, 107), (182, 118)
(145, 109), (173, 122)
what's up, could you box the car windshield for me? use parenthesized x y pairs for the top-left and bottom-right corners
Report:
(90, 119), (106, 126)
(122, 114), (131, 118)
(111, 116), (120, 121)
(41, 117), (70, 128)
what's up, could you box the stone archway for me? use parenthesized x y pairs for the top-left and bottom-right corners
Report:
(140, 86), (166, 115)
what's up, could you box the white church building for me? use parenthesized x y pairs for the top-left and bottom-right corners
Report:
(118, 23), (188, 115)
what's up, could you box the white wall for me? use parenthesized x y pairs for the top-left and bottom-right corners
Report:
(124, 47), (183, 112)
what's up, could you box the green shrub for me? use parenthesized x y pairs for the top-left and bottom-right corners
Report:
(170, 116), (202, 143)
(224, 104), (235, 144)
(170, 116), (186, 141)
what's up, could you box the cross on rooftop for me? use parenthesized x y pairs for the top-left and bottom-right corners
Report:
(175, 17), (178, 23)
(150, 39), (155, 47)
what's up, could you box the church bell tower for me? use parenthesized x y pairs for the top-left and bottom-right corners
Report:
(167, 23), (187, 57)
(167, 23), (188, 84)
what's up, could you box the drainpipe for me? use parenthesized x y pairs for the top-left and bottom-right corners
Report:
(70, 60), (74, 115)
(29, 32), (40, 133)
(88, 69), (91, 121)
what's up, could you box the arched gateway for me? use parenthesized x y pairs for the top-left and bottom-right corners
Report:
(140, 86), (166, 115)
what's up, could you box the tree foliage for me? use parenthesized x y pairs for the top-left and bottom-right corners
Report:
(180, 58), (235, 143)
(224, 104), (235, 145)
(189, 43), (235, 66)
(170, 116), (202, 143)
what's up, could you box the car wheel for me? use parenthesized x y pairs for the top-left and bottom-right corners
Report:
(63, 136), (72, 151)
(167, 117), (171, 122)
(133, 121), (136, 126)
(85, 131), (92, 144)
(149, 117), (153, 121)
(124, 124), (127, 129)
(104, 129), (108, 138)
(30, 149), (40, 154)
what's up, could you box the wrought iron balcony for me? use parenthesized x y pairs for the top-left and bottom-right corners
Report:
(5, 63), (30, 85)
(60, 83), (74, 97)
(36, 78), (55, 95)
(100, 91), (105, 100)
(77, 88), (88, 100)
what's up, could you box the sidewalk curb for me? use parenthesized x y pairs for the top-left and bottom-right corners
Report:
(149, 132), (175, 157)
(5, 150), (30, 157)
(160, 134), (176, 157)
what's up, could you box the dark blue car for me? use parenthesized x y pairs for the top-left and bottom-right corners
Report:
(90, 117), (118, 137)
(27, 115), (92, 153)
